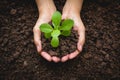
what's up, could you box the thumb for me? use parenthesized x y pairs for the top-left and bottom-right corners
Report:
(77, 27), (85, 51)
(33, 26), (42, 53)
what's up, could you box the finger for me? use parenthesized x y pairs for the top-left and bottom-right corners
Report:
(62, 13), (67, 20)
(61, 54), (69, 62)
(77, 27), (85, 51)
(33, 18), (47, 52)
(73, 26), (78, 31)
(33, 27), (42, 52)
(69, 50), (79, 59)
(52, 56), (60, 63)
(41, 51), (52, 61)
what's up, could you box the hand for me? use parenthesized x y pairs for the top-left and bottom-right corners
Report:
(61, 2), (85, 62)
(33, 0), (60, 62)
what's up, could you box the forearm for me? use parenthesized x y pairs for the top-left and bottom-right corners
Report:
(35, 0), (56, 14)
(65, 0), (83, 13)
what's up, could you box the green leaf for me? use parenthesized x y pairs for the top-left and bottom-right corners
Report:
(52, 11), (61, 29)
(44, 33), (51, 38)
(51, 37), (59, 47)
(61, 30), (71, 36)
(59, 19), (74, 31)
(51, 30), (61, 37)
(40, 23), (53, 33)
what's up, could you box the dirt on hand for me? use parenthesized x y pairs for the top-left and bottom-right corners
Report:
(42, 30), (78, 57)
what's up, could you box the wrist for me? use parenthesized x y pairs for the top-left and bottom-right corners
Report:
(36, 0), (56, 15)
(64, 0), (83, 13)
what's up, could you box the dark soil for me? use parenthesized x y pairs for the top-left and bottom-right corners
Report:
(42, 30), (78, 57)
(0, 0), (120, 80)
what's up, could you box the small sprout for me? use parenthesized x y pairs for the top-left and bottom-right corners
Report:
(39, 11), (74, 47)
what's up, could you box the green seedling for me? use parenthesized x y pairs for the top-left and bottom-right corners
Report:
(39, 11), (74, 47)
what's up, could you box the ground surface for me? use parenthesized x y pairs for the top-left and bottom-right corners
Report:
(0, 0), (120, 80)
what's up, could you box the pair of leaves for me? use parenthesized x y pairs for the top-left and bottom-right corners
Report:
(59, 19), (74, 31)
(60, 19), (74, 36)
(52, 11), (61, 29)
(39, 11), (74, 47)
(51, 30), (60, 47)
(40, 23), (53, 39)
(40, 23), (61, 47)
(52, 11), (74, 31)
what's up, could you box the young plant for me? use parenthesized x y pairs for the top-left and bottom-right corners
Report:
(39, 11), (74, 47)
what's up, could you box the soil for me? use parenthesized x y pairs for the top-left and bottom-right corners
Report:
(42, 30), (78, 57)
(0, 0), (120, 80)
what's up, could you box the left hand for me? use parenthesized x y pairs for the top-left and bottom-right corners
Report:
(61, 10), (85, 62)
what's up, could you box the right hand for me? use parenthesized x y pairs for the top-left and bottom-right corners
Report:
(33, 5), (60, 62)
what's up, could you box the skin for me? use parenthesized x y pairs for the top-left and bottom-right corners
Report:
(33, 0), (85, 62)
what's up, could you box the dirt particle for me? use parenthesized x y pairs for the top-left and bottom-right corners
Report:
(100, 50), (107, 55)
(106, 68), (112, 74)
(10, 9), (17, 15)
(21, 15), (26, 20)
(49, 50), (58, 56)
(23, 61), (28, 66)
(84, 53), (92, 59)
(105, 54), (110, 60)
(94, 56), (103, 62)
(101, 62), (106, 67)
(96, 40), (102, 48)
(13, 52), (20, 58)
(70, 77), (77, 80)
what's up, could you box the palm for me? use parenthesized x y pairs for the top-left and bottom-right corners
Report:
(33, 10), (62, 62)
(61, 13), (85, 62)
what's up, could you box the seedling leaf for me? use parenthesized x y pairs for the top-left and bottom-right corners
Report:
(51, 37), (59, 47)
(44, 33), (51, 38)
(40, 23), (53, 33)
(61, 30), (71, 36)
(59, 19), (74, 31)
(51, 30), (61, 37)
(52, 11), (61, 29)
(39, 11), (74, 48)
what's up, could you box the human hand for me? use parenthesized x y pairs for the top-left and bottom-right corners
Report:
(33, 0), (60, 62)
(61, 2), (85, 62)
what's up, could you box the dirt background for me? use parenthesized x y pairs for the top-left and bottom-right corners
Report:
(0, 0), (120, 80)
